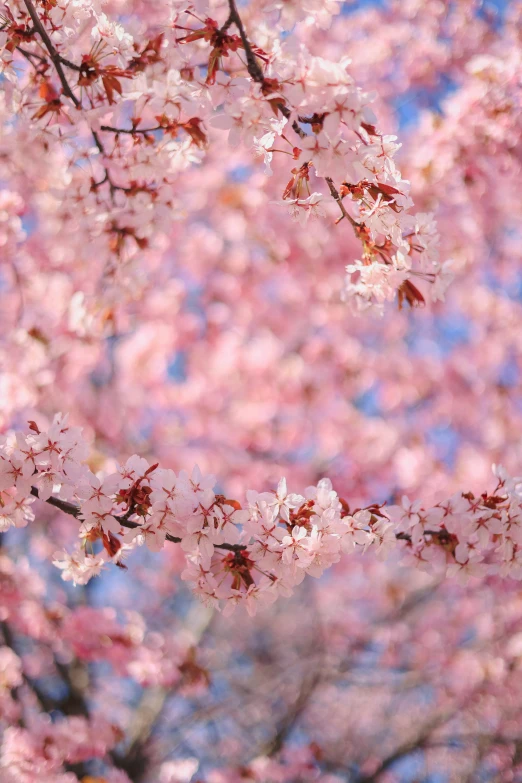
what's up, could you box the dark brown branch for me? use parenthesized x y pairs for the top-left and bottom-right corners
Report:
(226, 0), (265, 84)
(30, 486), (246, 552)
(30, 486), (80, 517)
(29, 484), (443, 554)
(224, 0), (364, 234)
(396, 529), (453, 544)
(56, 55), (81, 72)
(53, 657), (91, 717)
(100, 125), (162, 135)
(22, 0), (80, 107)
(218, 6), (235, 34)
(20, 0), (130, 198)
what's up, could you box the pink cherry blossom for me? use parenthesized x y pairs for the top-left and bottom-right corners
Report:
(1, 2), (522, 781)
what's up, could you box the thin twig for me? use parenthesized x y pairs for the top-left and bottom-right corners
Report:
(16, 45), (47, 64)
(325, 177), (360, 228)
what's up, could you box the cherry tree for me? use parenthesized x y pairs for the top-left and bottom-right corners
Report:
(1, 0), (522, 780)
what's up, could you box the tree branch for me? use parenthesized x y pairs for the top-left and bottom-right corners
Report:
(226, 0), (265, 84)
(29, 482), (441, 557)
(223, 0), (363, 231)
(30, 486), (246, 552)
(262, 671), (321, 756)
(31, 486), (81, 517)
(22, 0), (80, 107)
(21, 0), (130, 199)
(100, 125), (162, 136)
(112, 605), (214, 781)
(356, 705), (474, 783)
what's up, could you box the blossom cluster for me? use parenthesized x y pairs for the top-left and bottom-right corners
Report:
(1, 2), (522, 781)
(390, 466), (522, 583)
(1, 717), (123, 783)
(0, 0), (450, 319)
(2, 416), (522, 614)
